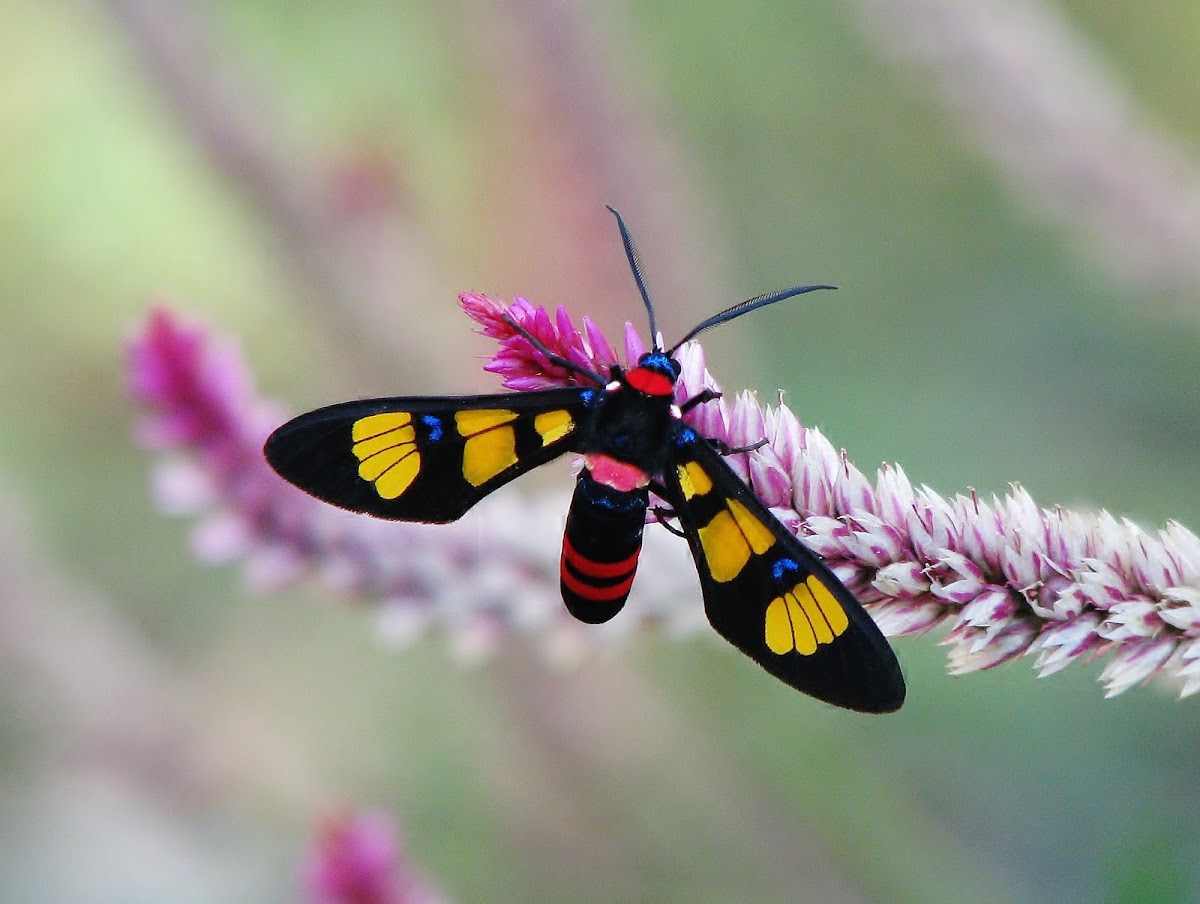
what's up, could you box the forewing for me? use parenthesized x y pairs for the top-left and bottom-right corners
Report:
(264, 387), (593, 523)
(663, 425), (905, 712)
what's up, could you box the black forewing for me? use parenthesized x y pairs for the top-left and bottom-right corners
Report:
(662, 424), (905, 712)
(264, 387), (593, 523)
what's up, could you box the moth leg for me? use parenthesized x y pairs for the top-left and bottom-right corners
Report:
(650, 505), (687, 538)
(680, 388), (721, 414)
(708, 436), (769, 456)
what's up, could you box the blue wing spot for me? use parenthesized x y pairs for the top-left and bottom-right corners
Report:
(676, 426), (697, 445)
(771, 558), (800, 581)
(580, 388), (598, 406)
(422, 415), (443, 442)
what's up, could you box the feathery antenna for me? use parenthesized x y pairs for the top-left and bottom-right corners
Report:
(606, 205), (660, 350)
(605, 205), (836, 355)
(667, 284), (837, 354)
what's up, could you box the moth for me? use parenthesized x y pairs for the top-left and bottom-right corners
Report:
(265, 207), (904, 712)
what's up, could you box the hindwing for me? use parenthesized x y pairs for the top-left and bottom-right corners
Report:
(662, 424), (905, 712)
(265, 387), (595, 523)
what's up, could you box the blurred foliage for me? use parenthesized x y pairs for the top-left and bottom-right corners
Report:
(2, 1), (1199, 902)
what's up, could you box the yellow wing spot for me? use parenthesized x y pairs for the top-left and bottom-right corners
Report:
(764, 596), (794, 655)
(455, 408), (518, 437)
(806, 575), (850, 636)
(373, 450), (421, 499)
(698, 510), (750, 582)
(698, 500), (778, 582)
(462, 426), (517, 486)
(534, 409), (574, 446)
(351, 424), (415, 460)
(352, 411), (411, 441)
(765, 590), (820, 655)
(764, 579), (851, 657)
(796, 583), (835, 645)
(790, 592), (820, 654)
(351, 414), (421, 499)
(358, 445), (406, 481)
(355, 445), (421, 499)
(726, 499), (776, 554)
(676, 461), (713, 500)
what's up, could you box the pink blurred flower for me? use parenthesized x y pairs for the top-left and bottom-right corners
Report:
(302, 808), (442, 904)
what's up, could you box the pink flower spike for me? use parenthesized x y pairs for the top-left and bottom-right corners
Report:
(870, 597), (947, 636)
(788, 426), (838, 518)
(728, 390), (767, 450)
(832, 453), (878, 517)
(1031, 613), (1105, 677)
(674, 342), (713, 400)
(457, 291), (510, 339)
(840, 514), (905, 569)
(872, 561), (931, 601)
(929, 551), (987, 605)
(623, 321), (646, 362)
(463, 293), (618, 390)
(1100, 636), (1177, 697)
(582, 315), (620, 369)
(1172, 639), (1200, 697)
(1099, 600), (1163, 642)
(956, 586), (1020, 629)
(553, 305), (594, 374)
(946, 620), (1038, 674)
(684, 392), (731, 453)
(1159, 591), (1200, 632)
(747, 446), (792, 509)
(874, 464), (916, 534)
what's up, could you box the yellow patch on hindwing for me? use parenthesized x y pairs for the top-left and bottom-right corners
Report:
(351, 412), (420, 499)
(676, 461), (713, 500)
(697, 499), (776, 582)
(763, 576), (850, 656)
(456, 409), (519, 486)
(806, 574), (849, 636)
(534, 409), (573, 446)
(765, 590), (817, 655)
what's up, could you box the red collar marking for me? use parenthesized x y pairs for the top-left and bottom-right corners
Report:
(625, 367), (675, 397)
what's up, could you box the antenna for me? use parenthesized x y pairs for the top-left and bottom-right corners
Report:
(604, 205), (836, 355)
(606, 205), (660, 351)
(666, 284), (837, 354)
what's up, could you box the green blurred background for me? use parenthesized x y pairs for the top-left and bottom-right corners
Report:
(2, 1), (1200, 901)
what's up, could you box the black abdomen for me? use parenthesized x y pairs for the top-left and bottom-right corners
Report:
(560, 469), (649, 624)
